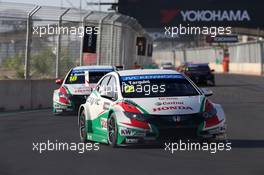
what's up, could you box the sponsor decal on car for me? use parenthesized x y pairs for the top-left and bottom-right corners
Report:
(125, 138), (139, 144)
(158, 97), (179, 100)
(74, 89), (90, 93)
(155, 101), (184, 106)
(172, 116), (181, 122)
(119, 127), (135, 136)
(87, 96), (100, 105)
(154, 102), (162, 106)
(153, 106), (193, 112)
(103, 102), (110, 110)
(121, 74), (184, 81)
(100, 118), (107, 129)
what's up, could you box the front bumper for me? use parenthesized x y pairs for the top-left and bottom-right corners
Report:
(117, 114), (226, 145)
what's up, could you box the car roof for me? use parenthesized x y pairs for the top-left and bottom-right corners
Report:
(116, 69), (181, 76)
(73, 65), (115, 71)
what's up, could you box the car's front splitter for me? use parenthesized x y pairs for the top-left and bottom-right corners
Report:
(117, 119), (227, 145)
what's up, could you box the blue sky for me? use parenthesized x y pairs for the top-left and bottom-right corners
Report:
(1, 0), (116, 11)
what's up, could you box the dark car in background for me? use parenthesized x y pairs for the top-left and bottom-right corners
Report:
(160, 62), (176, 70)
(178, 63), (215, 86)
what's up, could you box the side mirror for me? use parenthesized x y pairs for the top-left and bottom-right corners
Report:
(201, 88), (213, 97)
(115, 65), (124, 71)
(55, 79), (63, 85)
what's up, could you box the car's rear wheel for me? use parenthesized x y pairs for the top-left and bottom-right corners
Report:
(79, 110), (87, 143)
(107, 113), (118, 147)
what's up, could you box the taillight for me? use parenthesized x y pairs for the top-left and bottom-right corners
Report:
(58, 87), (70, 104)
(202, 99), (217, 119)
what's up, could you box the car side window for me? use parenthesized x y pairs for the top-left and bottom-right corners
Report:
(98, 76), (110, 94)
(106, 76), (118, 100)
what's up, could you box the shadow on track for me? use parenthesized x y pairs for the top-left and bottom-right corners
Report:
(118, 139), (264, 149)
(230, 139), (264, 148)
(213, 84), (254, 88)
(119, 144), (164, 149)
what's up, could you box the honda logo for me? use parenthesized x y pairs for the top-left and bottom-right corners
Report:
(172, 116), (181, 122)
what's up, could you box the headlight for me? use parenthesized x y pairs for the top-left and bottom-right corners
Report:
(124, 112), (145, 121)
(202, 99), (217, 119)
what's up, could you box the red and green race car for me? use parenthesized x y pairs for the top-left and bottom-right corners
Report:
(53, 65), (115, 115)
(78, 69), (227, 146)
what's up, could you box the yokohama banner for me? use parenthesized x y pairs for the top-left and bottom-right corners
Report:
(118, 0), (264, 29)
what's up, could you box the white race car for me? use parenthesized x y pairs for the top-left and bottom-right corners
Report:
(53, 65), (115, 115)
(78, 69), (226, 146)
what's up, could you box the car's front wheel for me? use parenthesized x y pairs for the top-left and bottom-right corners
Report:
(107, 113), (118, 147)
(79, 110), (87, 143)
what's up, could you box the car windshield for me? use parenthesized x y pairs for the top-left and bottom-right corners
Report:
(187, 65), (210, 71)
(120, 74), (199, 98)
(65, 69), (112, 84)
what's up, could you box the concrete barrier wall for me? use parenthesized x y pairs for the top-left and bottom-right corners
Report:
(209, 63), (223, 73)
(0, 80), (58, 112)
(209, 63), (261, 75)
(152, 51), (174, 66)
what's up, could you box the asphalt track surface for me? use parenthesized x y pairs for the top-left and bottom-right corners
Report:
(0, 74), (264, 175)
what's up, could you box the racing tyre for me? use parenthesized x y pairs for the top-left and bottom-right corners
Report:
(107, 113), (118, 147)
(79, 110), (88, 143)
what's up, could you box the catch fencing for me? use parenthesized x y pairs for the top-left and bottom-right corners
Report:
(0, 2), (153, 80)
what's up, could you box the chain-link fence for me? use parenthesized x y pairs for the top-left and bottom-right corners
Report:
(0, 2), (153, 80)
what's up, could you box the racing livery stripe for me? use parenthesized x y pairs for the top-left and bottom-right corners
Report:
(205, 117), (221, 128)
(91, 90), (99, 97)
(121, 119), (150, 129)
(53, 101), (71, 107)
(199, 96), (206, 113)
(98, 110), (107, 116)
(123, 100), (149, 114)
(197, 121), (205, 135)
(135, 104), (149, 115)
(63, 85), (72, 95)
(116, 102), (141, 113)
